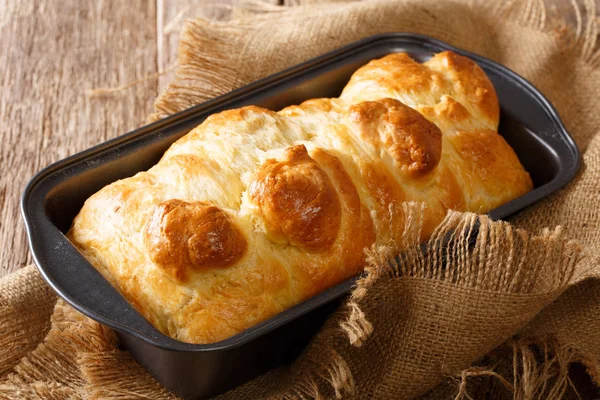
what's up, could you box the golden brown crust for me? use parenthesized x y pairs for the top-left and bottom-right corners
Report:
(426, 51), (499, 128)
(358, 159), (407, 243)
(249, 145), (342, 252)
(421, 95), (472, 125)
(145, 200), (247, 283)
(447, 129), (533, 210)
(202, 105), (278, 129)
(290, 146), (376, 297)
(68, 51), (532, 344)
(348, 98), (442, 178)
(340, 51), (499, 130)
(342, 52), (445, 103)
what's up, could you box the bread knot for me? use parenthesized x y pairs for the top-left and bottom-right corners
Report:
(348, 98), (442, 178)
(249, 145), (342, 252)
(145, 199), (247, 282)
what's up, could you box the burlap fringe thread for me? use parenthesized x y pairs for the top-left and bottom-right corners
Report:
(277, 204), (587, 400)
(0, 299), (177, 399)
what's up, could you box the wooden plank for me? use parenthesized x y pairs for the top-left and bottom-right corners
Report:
(156, 0), (280, 93)
(0, 0), (158, 277)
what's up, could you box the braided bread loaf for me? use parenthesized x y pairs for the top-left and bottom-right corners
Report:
(68, 51), (532, 344)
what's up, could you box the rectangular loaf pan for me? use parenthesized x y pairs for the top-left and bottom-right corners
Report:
(21, 33), (580, 399)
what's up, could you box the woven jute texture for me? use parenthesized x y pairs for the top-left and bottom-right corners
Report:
(1, 0), (600, 398)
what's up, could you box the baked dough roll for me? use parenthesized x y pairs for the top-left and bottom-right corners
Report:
(68, 51), (532, 343)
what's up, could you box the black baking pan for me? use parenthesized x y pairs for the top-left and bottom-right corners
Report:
(21, 33), (580, 399)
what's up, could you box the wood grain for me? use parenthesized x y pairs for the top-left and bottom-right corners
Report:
(156, 0), (280, 93)
(0, 0), (158, 276)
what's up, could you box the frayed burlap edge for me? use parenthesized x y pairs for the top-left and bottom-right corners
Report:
(275, 204), (589, 400)
(449, 336), (600, 400)
(0, 299), (178, 400)
(343, 205), (584, 348)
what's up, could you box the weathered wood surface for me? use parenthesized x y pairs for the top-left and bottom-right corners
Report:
(0, 0), (159, 277)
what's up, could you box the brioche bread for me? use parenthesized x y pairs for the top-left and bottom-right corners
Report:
(67, 51), (532, 343)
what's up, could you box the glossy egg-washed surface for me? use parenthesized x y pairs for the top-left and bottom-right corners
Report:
(68, 52), (532, 344)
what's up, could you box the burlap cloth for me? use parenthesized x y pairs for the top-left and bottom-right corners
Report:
(2, 0), (600, 398)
